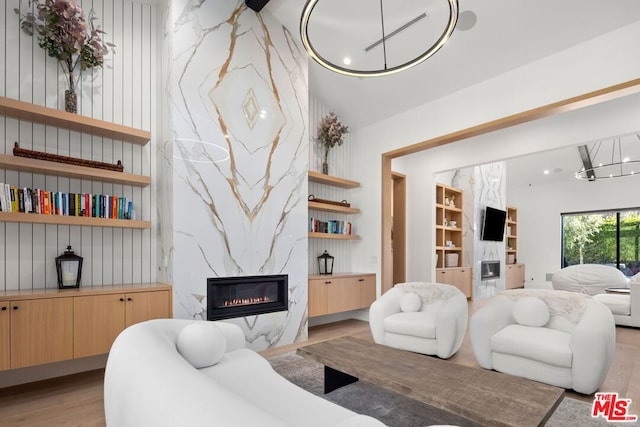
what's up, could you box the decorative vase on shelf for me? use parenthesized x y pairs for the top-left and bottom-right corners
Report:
(64, 89), (77, 114)
(322, 162), (329, 175)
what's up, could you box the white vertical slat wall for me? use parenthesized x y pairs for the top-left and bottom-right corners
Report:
(308, 95), (355, 274)
(0, 0), (160, 291)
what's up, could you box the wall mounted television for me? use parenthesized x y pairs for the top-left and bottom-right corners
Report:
(481, 206), (507, 241)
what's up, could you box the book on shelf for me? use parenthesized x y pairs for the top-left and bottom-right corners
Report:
(309, 217), (352, 235)
(0, 184), (136, 220)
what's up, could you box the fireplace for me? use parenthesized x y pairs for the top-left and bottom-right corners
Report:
(207, 275), (288, 320)
(481, 261), (500, 280)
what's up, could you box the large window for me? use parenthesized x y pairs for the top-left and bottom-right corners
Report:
(562, 209), (640, 277)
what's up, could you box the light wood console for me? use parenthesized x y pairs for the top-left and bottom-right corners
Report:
(435, 267), (473, 299)
(0, 283), (171, 371)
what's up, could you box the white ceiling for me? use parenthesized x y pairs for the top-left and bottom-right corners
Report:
(266, 0), (640, 128)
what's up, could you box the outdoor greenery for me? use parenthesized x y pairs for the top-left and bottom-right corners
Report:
(563, 211), (640, 275)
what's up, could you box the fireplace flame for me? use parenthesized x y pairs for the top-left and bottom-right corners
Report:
(223, 296), (271, 307)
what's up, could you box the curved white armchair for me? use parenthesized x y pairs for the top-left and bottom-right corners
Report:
(369, 282), (468, 359)
(470, 289), (615, 394)
(594, 279), (640, 327)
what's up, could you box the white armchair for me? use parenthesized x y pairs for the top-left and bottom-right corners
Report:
(593, 279), (640, 327)
(470, 289), (615, 394)
(551, 264), (629, 296)
(369, 282), (468, 359)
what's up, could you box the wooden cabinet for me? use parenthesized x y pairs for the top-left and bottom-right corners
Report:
(505, 263), (525, 289)
(74, 289), (171, 358)
(10, 298), (74, 369)
(308, 273), (375, 317)
(435, 184), (464, 269)
(308, 171), (360, 240)
(0, 96), (151, 229)
(0, 283), (171, 370)
(0, 302), (11, 371)
(506, 206), (518, 264)
(436, 267), (473, 299)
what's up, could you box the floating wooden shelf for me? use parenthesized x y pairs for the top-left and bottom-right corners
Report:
(436, 246), (463, 251)
(308, 232), (359, 240)
(0, 212), (150, 229)
(308, 201), (360, 214)
(0, 97), (150, 145)
(0, 154), (150, 187)
(308, 171), (360, 188)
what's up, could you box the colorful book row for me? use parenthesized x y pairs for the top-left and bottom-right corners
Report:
(309, 218), (352, 235)
(0, 183), (135, 220)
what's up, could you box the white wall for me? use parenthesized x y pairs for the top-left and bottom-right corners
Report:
(507, 175), (640, 287)
(350, 21), (640, 293)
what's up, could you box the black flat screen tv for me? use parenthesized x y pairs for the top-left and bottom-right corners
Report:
(481, 206), (507, 241)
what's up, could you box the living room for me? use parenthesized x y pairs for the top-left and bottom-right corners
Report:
(2, 0), (640, 425)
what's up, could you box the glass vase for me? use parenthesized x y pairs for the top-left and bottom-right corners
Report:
(322, 162), (329, 175)
(65, 90), (78, 114)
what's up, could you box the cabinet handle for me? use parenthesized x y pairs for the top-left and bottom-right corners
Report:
(13, 306), (18, 310)
(324, 281), (332, 284)
(119, 298), (125, 302)
(1, 306), (6, 311)
(127, 297), (133, 301)
(358, 278), (365, 282)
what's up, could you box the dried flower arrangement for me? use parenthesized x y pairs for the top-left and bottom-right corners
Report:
(16, 0), (114, 112)
(317, 112), (349, 174)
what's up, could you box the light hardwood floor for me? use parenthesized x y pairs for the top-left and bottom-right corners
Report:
(2, 301), (640, 426)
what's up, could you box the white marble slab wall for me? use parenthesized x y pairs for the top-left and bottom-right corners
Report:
(167, 0), (309, 350)
(463, 163), (506, 300)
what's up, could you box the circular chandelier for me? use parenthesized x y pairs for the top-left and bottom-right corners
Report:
(575, 135), (640, 181)
(300, 0), (459, 78)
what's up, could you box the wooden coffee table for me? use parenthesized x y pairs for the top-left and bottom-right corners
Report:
(297, 336), (564, 427)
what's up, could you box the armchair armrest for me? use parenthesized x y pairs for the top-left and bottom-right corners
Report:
(571, 299), (616, 394)
(369, 287), (402, 344)
(469, 295), (514, 369)
(435, 293), (468, 359)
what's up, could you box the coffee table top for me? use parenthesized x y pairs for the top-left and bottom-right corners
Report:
(298, 336), (564, 427)
(606, 287), (630, 294)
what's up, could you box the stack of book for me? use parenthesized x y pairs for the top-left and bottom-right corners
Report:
(0, 183), (134, 219)
(309, 218), (352, 235)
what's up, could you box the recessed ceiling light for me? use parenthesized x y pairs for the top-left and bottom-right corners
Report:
(343, 57), (352, 65)
(623, 157), (630, 163)
(543, 170), (550, 175)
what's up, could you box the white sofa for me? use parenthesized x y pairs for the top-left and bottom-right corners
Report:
(369, 282), (468, 359)
(551, 264), (629, 296)
(104, 319), (386, 427)
(469, 289), (615, 395)
(593, 278), (640, 327)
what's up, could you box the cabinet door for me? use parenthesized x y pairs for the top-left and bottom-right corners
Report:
(326, 278), (349, 314)
(344, 278), (362, 312)
(435, 268), (454, 285)
(11, 298), (73, 369)
(454, 268), (473, 298)
(74, 294), (126, 358)
(125, 291), (171, 327)
(359, 276), (377, 309)
(516, 264), (525, 288)
(309, 278), (329, 317)
(0, 303), (9, 371)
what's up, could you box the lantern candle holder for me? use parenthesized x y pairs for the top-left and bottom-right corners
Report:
(317, 250), (334, 275)
(56, 245), (83, 289)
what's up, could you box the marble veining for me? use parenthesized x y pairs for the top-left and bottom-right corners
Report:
(166, 0), (309, 350)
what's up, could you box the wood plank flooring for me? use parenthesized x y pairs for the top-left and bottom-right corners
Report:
(1, 302), (640, 426)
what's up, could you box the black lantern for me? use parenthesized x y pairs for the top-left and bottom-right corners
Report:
(317, 250), (334, 275)
(56, 245), (83, 289)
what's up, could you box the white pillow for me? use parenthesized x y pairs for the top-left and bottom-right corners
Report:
(513, 297), (549, 327)
(176, 322), (226, 368)
(400, 292), (422, 312)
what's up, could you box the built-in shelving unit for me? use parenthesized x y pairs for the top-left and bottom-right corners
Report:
(308, 172), (360, 239)
(0, 96), (150, 145)
(0, 97), (151, 229)
(506, 206), (518, 263)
